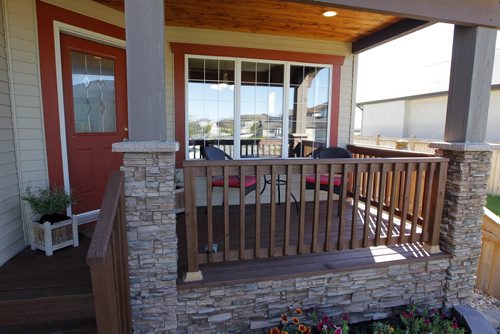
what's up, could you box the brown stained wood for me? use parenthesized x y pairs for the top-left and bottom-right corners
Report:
(375, 164), (388, 245)
(206, 168), (214, 263)
(429, 161), (448, 246)
(239, 166), (246, 260)
(255, 167), (262, 259)
(410, 163), (424, 243)
(90, 252), (119, 334)
(299, 166), (307, 254)
(347, 145), (434, 158)
(363, 165), (373, 248)
(116, 192), (132, 334)
(325, 164), (335, 251)
(184, 167), (200, 273)
(421, 162), (436, 243)
(284, 165), (292, 255)
(337, 164), (350, 250)
(87, 172), (124, 265)
(178, 244), (449, 289)
(223, 167), (230, 261)
(387, 164), (398, 245)
(312, 164), (321, 253)
(269, 167), (277, 257)
(351, 164), (361, 249)
(398, 164), (415, 244)
(94, 0), (402, 43)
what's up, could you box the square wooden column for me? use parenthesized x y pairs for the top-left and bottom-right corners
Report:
(431, 25), (497, 306)
(124, 0), (166, 141)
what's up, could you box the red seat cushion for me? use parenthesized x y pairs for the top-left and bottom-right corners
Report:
(305, 174), (342, 186)
(212, 175), (257, 188)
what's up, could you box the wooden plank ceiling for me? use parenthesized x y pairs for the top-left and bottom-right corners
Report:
(93, 0), (403, 43)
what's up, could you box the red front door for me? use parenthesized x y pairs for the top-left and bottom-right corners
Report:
(61, 34), (127, 214)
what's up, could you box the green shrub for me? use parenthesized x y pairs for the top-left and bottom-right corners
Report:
(23, 187), (73, 217)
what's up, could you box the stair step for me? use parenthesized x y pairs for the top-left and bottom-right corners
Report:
(0, 317), (96, 334)
(0, 293), (95, 327)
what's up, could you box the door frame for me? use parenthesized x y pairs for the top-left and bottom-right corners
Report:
(53, 21), (125, 222)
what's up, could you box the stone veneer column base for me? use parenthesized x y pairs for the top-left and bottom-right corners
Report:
(113, 141), (179, 333)
(430, 142), (492, 306)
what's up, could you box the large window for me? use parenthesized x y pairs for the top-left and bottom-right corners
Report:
(186, 56), (331, 159)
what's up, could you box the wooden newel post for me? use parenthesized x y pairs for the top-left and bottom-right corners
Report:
(183, 166), (203, 282)
(425, 160), (448, 253)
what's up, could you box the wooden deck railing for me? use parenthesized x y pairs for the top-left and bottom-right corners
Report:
(86, 171), (131, 334)
(182, 150), (448, 277)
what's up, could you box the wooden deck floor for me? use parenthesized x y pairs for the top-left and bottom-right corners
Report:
(177, 201), (446, 287)
(0, 234), (96, 333)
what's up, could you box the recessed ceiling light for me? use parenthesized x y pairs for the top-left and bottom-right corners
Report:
(323, 11), (337, 17)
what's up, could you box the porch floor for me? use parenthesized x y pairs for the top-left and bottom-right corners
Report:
(0, 234), (96, 333)
(177, 201), (449, 287)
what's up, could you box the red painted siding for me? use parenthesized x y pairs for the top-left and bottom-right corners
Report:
(36, 0), (125, 187)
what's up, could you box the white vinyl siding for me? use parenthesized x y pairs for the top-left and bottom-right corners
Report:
(338, 55), (355, 147)
(0, 0), (25, 266)
(5, 0), (47, 190)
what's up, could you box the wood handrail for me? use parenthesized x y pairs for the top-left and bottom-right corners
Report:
(86, 171), (131, 334)
(347, 144), (435, 158)
(87, 171), (124, 265)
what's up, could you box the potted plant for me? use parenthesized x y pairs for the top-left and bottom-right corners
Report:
(23, 187), (78, 256)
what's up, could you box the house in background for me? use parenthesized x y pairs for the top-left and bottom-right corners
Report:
(356, 30), (500, 142)
(0, 0), (498, 332)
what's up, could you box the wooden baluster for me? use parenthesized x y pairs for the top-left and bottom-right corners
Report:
(338, 164), (350, 250)
(410, 163), (424, 243)
(239, 166), (246, 260)
(325, 164), (334, 252)
(421, 162), (436, 243)
(312, 164), (321, 253)
(255, 166), (262, 259)
(284, 165), (292, 256)
(363, 164), (373, 248)
(398, 163), (414, 244)
(223, 166), (230, 261)
(375, 164), (388, 246)
(269, 165), (277, 257)
(298, 165), (307, 254)
(206, 167), (213, 263)
(351, 164), (361, 249)
(387, 164), (399, 245)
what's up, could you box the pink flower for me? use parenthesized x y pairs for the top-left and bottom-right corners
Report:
(342, 313), (349, 321)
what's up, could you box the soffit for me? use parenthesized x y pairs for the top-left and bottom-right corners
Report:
(92, 0), (403, 43)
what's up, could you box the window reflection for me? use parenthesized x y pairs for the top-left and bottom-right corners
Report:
(288, 65), (330, 157)
(188, 58), (235, 159)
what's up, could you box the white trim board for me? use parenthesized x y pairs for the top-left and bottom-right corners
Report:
(52, 21), (125, 216)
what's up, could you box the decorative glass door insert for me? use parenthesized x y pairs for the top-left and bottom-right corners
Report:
(71, 51), (117, 133)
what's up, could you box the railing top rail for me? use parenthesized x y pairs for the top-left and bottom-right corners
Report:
(86, 171), (124, 265)
(183, 156), (448, 168)
(347, 144), (435, 158)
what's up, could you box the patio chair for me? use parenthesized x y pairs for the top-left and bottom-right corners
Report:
(201, 146), (257, 203)
(306, 147), (352, 214)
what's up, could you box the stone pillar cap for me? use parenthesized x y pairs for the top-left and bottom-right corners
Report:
(112, 140), (179, 153)
(429, 141), (494, 152)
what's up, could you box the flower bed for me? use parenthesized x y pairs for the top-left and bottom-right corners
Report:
(268, 305), (467, 334)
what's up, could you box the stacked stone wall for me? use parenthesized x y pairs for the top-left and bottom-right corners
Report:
(436, 149), (492, 305)
(177, 259), (448, 333)
(114, 142), (179, 333)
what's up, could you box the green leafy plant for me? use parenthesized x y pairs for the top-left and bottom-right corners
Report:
(23, 187), (73, 223)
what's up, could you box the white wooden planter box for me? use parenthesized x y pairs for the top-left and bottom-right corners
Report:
(30, 215), (79, 256)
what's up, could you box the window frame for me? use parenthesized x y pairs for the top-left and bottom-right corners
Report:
(184, 54), (333, 160)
